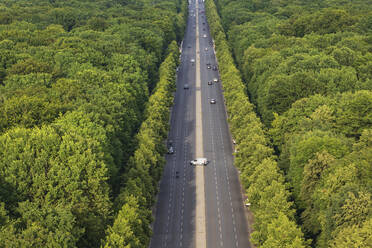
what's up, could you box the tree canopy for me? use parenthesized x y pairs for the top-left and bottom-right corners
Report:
(0, 0), (186, 247)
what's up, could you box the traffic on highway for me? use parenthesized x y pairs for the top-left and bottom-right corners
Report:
(150, 0), (251, 247)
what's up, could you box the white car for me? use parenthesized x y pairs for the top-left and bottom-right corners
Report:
(168, 146), (174, 154)
(190, 158), (208, 166)
(213, 78), (218, 83)
(190, 58), (195, 63)
(203, 34), (207, 38)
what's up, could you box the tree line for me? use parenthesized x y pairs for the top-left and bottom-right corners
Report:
(0, 0), (186, 247)
(103, 40), (179, 248)
(207, 0), (371, 247)
(205, 0), (308, 247)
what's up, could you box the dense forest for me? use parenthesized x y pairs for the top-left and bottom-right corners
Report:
(206, 0), (371, 247)
(0, 0), (185, 247)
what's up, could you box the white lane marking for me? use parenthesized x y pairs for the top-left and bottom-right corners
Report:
(202, 7), (239, 246)
(179, 102), (190, 248)
(207, 74), (223, 248)
(162, 64), (185, 248)
(215, 100), (239, 248)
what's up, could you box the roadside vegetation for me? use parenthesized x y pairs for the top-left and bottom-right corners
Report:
(103, 40), (179, 248)
(0, 0), (185, 247)
(205, 0), (308, 247)
(206, 0), (371, 247)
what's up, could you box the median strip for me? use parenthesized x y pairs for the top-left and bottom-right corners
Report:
(195, 1), (206, 248)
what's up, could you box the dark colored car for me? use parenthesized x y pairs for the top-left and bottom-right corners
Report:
(213, 65), (217, 71)
(207, 81), (212, 85)
(184, 84), (189, 89)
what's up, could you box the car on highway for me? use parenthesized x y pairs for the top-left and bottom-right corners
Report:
(207, 64), (211, 69)
(207, 81), (212, 85)
(184, 84), (189, 89)
(213, 65), (217, 71)
(168, 146), (174, 154)
(190, 158), (208, 166)
(205, 47), (208, 51)
(190, 58), (195, 63)
(213, 78), (218, 83)
(203, 34), (207, 38)
(188, 45), (191, 48)
(210, 99), (216, 104)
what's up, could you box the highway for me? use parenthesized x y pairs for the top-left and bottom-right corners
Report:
(149, 0), (251, 247)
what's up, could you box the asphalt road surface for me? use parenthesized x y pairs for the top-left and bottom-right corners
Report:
(149, 0), (251, 247)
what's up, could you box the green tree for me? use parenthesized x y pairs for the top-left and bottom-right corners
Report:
(260, 213), (309, 248)
(104, 196), (149, 248)
(330, 218), (372, 248)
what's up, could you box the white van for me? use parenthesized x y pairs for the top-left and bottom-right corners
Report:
(190, 158), (208, 166)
